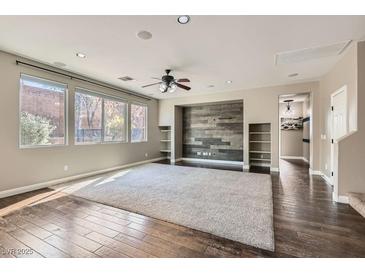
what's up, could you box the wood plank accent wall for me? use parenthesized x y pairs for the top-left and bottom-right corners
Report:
(182, 102), (243, 161)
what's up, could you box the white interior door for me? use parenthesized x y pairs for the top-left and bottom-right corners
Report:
(332, 89), (347, 140)
(330, 86), (347, 197)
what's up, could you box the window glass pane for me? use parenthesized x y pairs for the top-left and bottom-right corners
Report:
(104, 99), (127, 142)
(75, 91), (102, 144)
(20, 75), (66, 146)
(131, 104), (147, 142)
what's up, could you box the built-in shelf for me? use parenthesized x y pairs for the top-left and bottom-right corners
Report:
(249, 123), (271, 170)
(159, 126), (172, 158)
(249, 132), (271, 134)
(250, 158), (271, 162)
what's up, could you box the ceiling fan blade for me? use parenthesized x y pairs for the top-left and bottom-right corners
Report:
(176, 83), (191, 91)
(177, 78), (190, 83)
(142, 82), (162, 88)
(152, 77), (162, 80)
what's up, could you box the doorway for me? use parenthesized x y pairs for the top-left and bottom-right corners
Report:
(279, 93), (311, 172)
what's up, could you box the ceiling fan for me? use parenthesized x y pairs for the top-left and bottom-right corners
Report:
(142, 69), (191, 93)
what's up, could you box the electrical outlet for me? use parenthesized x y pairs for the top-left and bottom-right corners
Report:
(145, 153), (148, 157)
(325, 163), (328, 170)
(208, 152), (211, 156)
(64, 165), (68, 171)
(197, 152), (201, 156)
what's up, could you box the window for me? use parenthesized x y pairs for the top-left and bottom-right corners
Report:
(20, 74), (67, 147)
(75, 92), (102, 144)
(131, 103), (147, 142)
(104, 98), (127, 142)
(75, 89), (127, 144)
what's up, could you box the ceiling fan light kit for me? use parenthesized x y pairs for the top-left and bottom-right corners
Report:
(142, 69), (191, 93)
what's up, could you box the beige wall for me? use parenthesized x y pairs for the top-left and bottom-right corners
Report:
(336, 41), (365, 195)
(159, 82), (320, 170)
(0, 51), (161, 193)
(279, 102), (304, 157)
(318, 43), (358, 179)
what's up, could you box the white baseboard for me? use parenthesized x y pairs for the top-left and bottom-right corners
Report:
(338, 195), (349, 204)
(0, 157), (167, 199)
(281, 156), (303, 160)
(309, 168), (322, 176)
(310, 169), (333, 188)
(322, 174), (333, 186)
(181, 158), (243, 166)
(281, 156), (309, 163)
(170, 158), (183, 163)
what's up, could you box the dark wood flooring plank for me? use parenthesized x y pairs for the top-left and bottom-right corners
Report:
(17, 211), (102, 252)
(28, 204), (119, 238)
(9, 229), (69, 258)
(113, 232), (177, 257)
(142, 234), (207, 258)
(84, 215), (130, 232)
(0, 230), (43, 258)
(44, 235), (99, 258)
(94, 246), (129, 258)
(128, 222), (207, 253)
(5, 214), (53, 239)
(85, 231), (155, 258)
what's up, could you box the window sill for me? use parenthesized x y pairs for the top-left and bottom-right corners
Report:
(19, 144), (67, 149)
(75, 141), (129, 146)
(131, 140), (148, 144)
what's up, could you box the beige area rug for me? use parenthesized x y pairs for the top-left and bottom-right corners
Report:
(52, 163), (274, 251)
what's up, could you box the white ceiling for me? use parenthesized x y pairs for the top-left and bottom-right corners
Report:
(0, 16), (364, 99)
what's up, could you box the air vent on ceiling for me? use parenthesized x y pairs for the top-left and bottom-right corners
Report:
(275, 40), (352, 65)
(118, 76), (135, 81)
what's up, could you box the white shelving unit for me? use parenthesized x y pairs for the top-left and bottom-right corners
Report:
(249, 123), (271, 168)
(159, 126), (171, 158)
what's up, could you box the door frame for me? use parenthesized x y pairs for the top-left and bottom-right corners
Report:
(330, 85), (347, 201)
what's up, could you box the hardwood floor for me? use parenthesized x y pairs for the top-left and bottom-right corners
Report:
(0, 159), (364, 257)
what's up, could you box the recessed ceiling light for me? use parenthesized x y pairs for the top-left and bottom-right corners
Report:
(118, 76), (135, 81)
(76, 52), (86, 58)
(177, 15), (190, 24)
(288, 73), (299, 78)
(226, 80), (232, 84)
(137, 30), (152, 40)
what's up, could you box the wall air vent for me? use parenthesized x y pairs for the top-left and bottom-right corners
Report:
(275, 40), (352, 65)
(118, 76), (135, 81)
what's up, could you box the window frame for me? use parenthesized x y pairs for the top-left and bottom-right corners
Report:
(130, 101), (148, 143)
(19, 73), (68, 149)
(74, 87), (129, 145)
